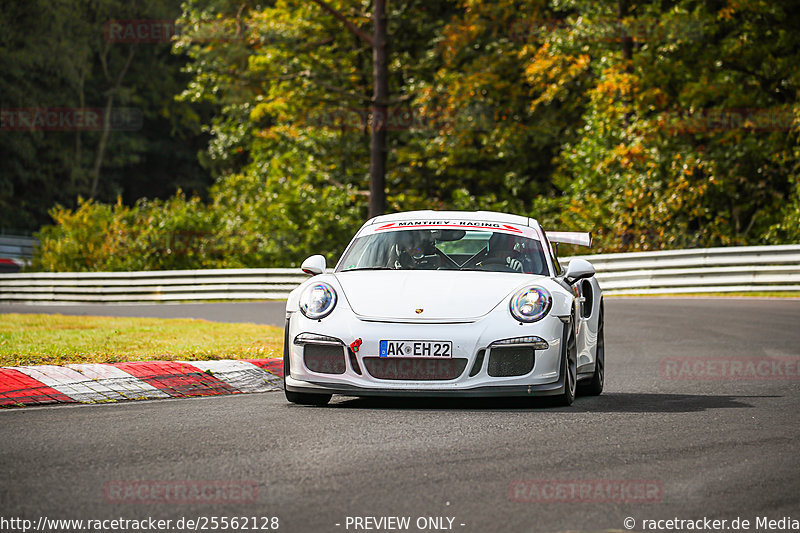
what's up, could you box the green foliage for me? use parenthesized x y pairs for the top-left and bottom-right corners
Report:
(33, 195), (219, 271)
(209, 154), (364, 268)
(29, 0), (800, 271)
(33, 170), (363, 270)
(535, 0), (800, 251)
(34, 199), (117, 272)
(0, 0), (212, 231)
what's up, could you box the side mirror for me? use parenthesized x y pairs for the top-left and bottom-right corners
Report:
(301, 255), (326, 276)
(564, 258), (595, 285)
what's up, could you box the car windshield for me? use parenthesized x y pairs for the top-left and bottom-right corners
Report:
(337, 229), (549, 275)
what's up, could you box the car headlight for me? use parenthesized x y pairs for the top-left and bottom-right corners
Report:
(299, 282), (337, 319)
(510, 286), (551, 323)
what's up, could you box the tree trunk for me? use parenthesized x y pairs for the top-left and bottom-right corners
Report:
(369, 0), (388, 218)
(309, 0), (388, 218)
(618, 0), (633, 63)
(74, 70), (85, 191)
(89, 94), (114, 198)
(619, 0), (633, 125)
(89, 44), (135, 199)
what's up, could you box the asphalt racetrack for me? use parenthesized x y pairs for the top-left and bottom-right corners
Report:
(1, 298), (799, 533)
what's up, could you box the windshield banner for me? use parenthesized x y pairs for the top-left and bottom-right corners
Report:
(362, 220), (539, 239)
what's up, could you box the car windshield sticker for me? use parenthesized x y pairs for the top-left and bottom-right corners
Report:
(365, 220), (537, 238)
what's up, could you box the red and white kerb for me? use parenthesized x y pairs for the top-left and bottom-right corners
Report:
(0, 358), (284, 407)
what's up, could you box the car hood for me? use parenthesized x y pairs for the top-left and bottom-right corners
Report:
(334, 270), (545, 322)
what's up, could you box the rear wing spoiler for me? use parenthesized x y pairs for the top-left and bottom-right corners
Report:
(545, 231), (592, 247)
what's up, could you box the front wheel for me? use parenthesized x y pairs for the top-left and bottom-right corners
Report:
(553, 318), (577, 406)
(285, 390), (332, 406)
(578, 301), (604, 396)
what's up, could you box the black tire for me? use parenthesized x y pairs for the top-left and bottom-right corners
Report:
(578, 301), (605, 396)
(285, 390), (332, 406)
(554, 317), (577, 406)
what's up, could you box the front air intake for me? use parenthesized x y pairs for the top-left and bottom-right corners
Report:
(487, 346), (535, 377)
(304, 344), (346, 375)
(363, 358), (468, 380)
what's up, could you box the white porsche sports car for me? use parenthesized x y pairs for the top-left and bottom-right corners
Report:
(283, 210), (604, 406)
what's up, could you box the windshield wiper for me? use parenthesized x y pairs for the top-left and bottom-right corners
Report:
(340, 266), (394, 272)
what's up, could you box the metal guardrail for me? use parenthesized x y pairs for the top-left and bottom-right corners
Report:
(0, 236), (37, 273)
(0, 268), (308, 303)
(0, 245), (798, 303)
(565, 244), (800, 295)
(0, 236), (38, 260)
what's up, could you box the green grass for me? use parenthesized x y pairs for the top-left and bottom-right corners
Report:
(0, 314), (283, 367)
(4, 290), (795, 366)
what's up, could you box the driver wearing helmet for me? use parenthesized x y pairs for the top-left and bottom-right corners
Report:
(482, 232), (524, 272)
(390, 231), (435, 269)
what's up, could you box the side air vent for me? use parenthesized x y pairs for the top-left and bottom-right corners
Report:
(348, 348), (362, 375)
(469, 349), (486, 377)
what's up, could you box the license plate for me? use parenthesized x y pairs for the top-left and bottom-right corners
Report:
(379, 340), (452, 358)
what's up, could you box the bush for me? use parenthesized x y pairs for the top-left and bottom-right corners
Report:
(32, 194), (221, 272)
(32, 168), (365, 272)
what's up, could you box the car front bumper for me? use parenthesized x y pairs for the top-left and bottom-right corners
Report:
(284, 305), (570, 398)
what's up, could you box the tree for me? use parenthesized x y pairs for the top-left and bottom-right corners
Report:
(0, 0), (212, 232)
(176, 0), (459, 219)
(394, 0), (589, 216)
(30, 0), (800, 271)
(308, 0), (387, 217)
(524, 0), (800, 250)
